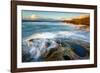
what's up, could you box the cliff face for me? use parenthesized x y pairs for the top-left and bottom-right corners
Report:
(63, 16), (90, 26)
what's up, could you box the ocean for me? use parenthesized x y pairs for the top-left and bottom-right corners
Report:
(22, 22), (90, 62)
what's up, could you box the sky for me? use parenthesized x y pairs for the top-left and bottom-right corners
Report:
(22, 10), (89, 20)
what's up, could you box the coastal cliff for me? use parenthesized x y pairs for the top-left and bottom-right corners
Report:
(63, 15), (90, 26)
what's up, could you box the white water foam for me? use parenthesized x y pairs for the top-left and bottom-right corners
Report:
(22, 31), (89, 61)
(23, 31), (88, 43)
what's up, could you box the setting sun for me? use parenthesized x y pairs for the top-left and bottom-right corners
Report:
(30, 14), (38, 19)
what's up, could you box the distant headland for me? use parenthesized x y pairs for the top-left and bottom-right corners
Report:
(63, 15), (90, 26)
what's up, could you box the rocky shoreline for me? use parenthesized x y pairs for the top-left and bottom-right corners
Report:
(22, 37), (90, 62)
(63, 15), (90, 25)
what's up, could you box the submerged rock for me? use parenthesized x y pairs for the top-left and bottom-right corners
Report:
(70, 44), (87, 57)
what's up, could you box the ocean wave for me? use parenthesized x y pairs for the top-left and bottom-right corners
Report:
(22, 31), (89, 62)
(23, 31), (89, 42)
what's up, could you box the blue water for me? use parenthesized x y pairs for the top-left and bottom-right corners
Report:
(70, 44), (87, 57)
(22, 22), (75, 38)
(22, 22), (89, 40)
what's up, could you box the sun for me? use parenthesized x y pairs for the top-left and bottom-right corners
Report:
(30, 14), (38, 19)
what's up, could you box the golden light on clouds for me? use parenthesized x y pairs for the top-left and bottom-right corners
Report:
(30, 14), (38, 19)
(76, 14), (89, 19)
(22, 14), (39, 20)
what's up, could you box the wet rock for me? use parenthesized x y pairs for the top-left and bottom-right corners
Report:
(22, 38), (90, 62)
(45, 46), (64, 61)
(63, 55), (71, 60)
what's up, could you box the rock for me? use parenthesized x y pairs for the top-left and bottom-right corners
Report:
(45, 46), (64, 61)
(22, 37), (90, 62)
(63, 55), (71, 60)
